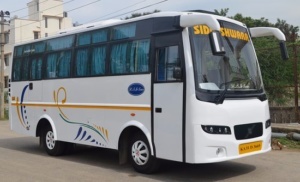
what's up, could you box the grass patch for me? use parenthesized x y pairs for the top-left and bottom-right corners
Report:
(276, 137), (300, 150)
(0, 109), (9, 120)
(4, 109), (9, 120)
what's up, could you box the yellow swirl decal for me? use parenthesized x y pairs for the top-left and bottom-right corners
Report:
(53, 87), (69, 120)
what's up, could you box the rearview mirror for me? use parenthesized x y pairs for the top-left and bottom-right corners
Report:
(173, 66), (182, 80)
(209, 31), (226, 56)
(279, 41), (289, 60)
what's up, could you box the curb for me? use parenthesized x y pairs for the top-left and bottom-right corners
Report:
(272, 124), (300, 134)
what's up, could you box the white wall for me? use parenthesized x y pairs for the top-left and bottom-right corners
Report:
(40, 0), (64, 18)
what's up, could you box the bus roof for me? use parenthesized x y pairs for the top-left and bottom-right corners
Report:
(13, 11), (246, 47)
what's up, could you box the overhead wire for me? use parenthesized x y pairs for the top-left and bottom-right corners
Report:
(87, 0), (168, 23)
(84, 0), (147, 24)
(10, 0), (48, 13)
(6, 0), (102, 45)
(9, 0), (101, 32)
(17, 0), (76, 20)
(7, 0), (168, 44)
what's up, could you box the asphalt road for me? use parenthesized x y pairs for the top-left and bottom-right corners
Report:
(1, 120), (300, 182)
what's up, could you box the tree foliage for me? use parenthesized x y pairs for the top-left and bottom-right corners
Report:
(214, 8), (229, 16)
(215, 8), (300, 105)
(275, 19), (299, 42)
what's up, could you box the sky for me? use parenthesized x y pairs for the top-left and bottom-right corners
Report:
(1, 0), (299, 27)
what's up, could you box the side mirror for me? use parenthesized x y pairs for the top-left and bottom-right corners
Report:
(209, 31), (226, 56)
(173, 66), (182, 80)
(279, 41), (289, 60)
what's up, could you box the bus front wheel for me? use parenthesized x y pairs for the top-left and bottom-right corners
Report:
(129, 133), (160, 174)
(41, 125), (65, 156)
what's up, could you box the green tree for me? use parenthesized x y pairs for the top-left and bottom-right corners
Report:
(275, 19), (299, 42)
(214, 8), (229, 16)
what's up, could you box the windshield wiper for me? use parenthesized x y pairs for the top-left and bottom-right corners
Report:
(215, 78), (252, 104)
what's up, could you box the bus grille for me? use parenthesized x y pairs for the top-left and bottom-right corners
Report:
(234, 123), (263, 140)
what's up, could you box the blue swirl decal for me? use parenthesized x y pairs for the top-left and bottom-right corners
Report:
(20, 85), (29, 126)
(74, 127), (105, 147)
(128, 83), (145, 96)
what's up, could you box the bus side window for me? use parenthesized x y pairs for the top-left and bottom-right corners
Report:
(12, 58), (22, 81)
(46, 51), (71, 79)
(156, 46), (180, 82)
(30, 57), (43, 80)
(21, 57), (30, 81)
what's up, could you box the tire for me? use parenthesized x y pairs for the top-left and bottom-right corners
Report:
(129, 133), (160, 174)
(63, 142), (75, 155)
(41, 125), (66, 156)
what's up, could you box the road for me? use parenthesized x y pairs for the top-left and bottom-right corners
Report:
(1, 120), (300, 182)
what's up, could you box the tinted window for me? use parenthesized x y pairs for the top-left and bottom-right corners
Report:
(91, 46), (106, 75)
(110, 39), (149, 74)
(12, 58), (22, 81)
(112, 23), (136, 40)
(46, 51), (72, 78)
(77, 29), (108, 46)
(30, 57), (43, 80)
(21, 57), (30, 81)
(75, 45), (107, 77)
(75, 48), (90, 76)
(14, 46), (23, 57)
(47, 35), (74, 51)
(32, 42), (46, 54)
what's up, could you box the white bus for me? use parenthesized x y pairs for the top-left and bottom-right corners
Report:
(9, 11), (288, 173)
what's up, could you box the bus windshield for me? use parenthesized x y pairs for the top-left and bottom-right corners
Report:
(190, 21), (263, 96)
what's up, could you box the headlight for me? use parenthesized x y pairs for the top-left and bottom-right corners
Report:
(201, 125), (231, 135)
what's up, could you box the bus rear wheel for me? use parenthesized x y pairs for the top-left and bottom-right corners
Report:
(41, 125), (66, 156)
(129, 133), (160, 174)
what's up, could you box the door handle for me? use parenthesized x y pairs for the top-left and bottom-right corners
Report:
(155, 108), (162, 113)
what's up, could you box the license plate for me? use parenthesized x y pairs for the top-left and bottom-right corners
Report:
(239, 141), (262, 155)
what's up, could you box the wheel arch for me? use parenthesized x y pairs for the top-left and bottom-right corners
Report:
(118, 120), (153, 165)
(36, 115), (58, 140)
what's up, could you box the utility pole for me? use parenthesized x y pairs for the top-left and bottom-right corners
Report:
(0, 10), (10, 119)
(293, 44), (299, 123)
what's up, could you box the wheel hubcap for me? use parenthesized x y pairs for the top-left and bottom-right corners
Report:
(46, 131), (55, 150)
(132, 140), (149, 165)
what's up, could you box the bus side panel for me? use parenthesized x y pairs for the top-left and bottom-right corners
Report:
(12, 74), (152, 150)
(9, 81), (38, 137)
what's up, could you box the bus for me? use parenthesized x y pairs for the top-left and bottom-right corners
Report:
(9, 11), (288, 174)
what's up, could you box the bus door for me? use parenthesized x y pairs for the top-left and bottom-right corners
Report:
(152, 32), (184, 162)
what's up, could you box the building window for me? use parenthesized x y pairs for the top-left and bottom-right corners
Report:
(45, 33), (48, 37)
(4, 55), (9, 67)
(37, 2), (39, 11)
(45, 17), (48, 28)
(59, 19), (61, 29)
(4, 76), (8, 88)
(34, 31), (40, 39)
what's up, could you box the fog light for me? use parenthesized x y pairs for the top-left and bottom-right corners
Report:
(216, 147), (225, 157)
